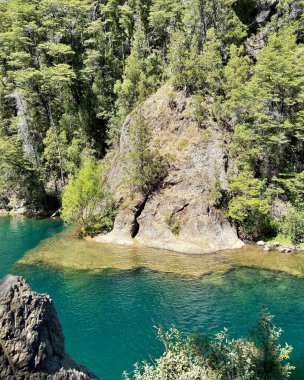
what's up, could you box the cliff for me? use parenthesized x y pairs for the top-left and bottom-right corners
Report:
(0, 275), (98, 380)
(96, 85), (243, 254)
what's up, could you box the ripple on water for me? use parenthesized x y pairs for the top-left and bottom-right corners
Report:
(11, 265), (304, 380)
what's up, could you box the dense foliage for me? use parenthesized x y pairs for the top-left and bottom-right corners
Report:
(124, 307), (294, 380)
(0, 0), (302, 239)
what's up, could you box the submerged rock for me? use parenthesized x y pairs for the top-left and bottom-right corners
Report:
(0, 275), (98, 380)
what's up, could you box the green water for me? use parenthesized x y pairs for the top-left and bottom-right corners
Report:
(2, 216), (304, 379)
(0, 216), (63, 278)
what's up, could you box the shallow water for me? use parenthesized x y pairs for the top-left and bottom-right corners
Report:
(2, 217), (304, 379)
(20, 227), (304, 277)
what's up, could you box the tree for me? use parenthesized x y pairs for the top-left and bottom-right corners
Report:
(230, 24), (304, 180)
(61, 158), (114, 235)
(168, 27), (224, 95)
(114, 21), (162, 129)
(228, 169), (272, 238)
(126, 114), (167, 196)
(254, 306), (294, 379)
(282, 209), (304, 245)
(148, 0), (183, 56)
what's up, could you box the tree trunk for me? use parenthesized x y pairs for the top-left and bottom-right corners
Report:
(198, 0), (207, 54)
(48, 99), (65, 187)
(13, 91), (37, 165)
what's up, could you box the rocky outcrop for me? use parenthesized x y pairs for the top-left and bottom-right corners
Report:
(96, 85), (243, 254)
(0, 275), (98, 380)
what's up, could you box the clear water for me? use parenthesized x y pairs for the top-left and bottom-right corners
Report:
(1, 216), (304, 379)
(0, 216), (63, 278)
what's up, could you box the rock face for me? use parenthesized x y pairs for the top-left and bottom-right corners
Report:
(96, 85), (243, 254)
(0, 275), (98, 380)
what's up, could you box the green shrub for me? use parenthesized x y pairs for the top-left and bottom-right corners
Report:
(282, 209), (304, 245)
(62, 158), (115, 237)
(127, 114), (168, 196)
(165, 213), (181, 235)
(170, 219), (181, 235)
(228, 169), (276, 239)
(124, 307), (294, 380)
(167, 91), (177, 109)
(191, 95), (206, 127)
(177, 138), (189, 151)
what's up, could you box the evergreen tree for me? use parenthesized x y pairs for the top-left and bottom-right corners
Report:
(113, 21), (162, 140)
(126, 114), (167, 196)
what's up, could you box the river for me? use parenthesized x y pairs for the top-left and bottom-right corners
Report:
(1, 215), (304, 379)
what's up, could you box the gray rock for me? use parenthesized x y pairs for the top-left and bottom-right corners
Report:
(257, 241), (266, 246)
(96, 86), (243, 254)
(271, 242), (280, 247)
(277, 247), (286, 253)
(0, 275), (98, 380)
(263, 245), (270, 252)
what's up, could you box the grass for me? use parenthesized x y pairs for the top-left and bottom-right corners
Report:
(267, 234), (292, 245)
(266, 234), (304, 248)
(165, 212), (181, 235)
(178, 138), (189, 151)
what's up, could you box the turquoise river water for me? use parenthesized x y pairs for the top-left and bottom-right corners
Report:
(1, 216), (304, 379)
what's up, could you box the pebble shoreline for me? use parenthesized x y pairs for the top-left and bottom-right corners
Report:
(256, 240), (304, 253)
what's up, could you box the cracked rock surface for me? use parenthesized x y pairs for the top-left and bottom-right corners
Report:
(96, 85), (243, 254)
(0, 275), (98, 380)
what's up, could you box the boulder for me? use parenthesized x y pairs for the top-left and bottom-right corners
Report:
(277, 247), (286, 253)
(0, 275), (98, 380)
(96, 85), (244, 254)
(257, 241), (266, 246)
(271, 242), (281, 247)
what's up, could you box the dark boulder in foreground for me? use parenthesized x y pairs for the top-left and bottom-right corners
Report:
(0, 275), (98, 380)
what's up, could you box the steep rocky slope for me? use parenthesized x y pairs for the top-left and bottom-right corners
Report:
(96, 85), (243, 254)
(0, 275), (98, 380)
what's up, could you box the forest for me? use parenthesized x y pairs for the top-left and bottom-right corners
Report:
(0, 0), (303, 241)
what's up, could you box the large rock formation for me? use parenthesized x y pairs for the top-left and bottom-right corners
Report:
(96, 85), (243, 254)
(0, 275), (98, 380)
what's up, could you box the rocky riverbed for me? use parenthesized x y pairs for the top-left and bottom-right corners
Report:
(256, 240), (304, 253)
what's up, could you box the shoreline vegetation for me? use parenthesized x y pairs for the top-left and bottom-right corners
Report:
(123, 307), (294, 380)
